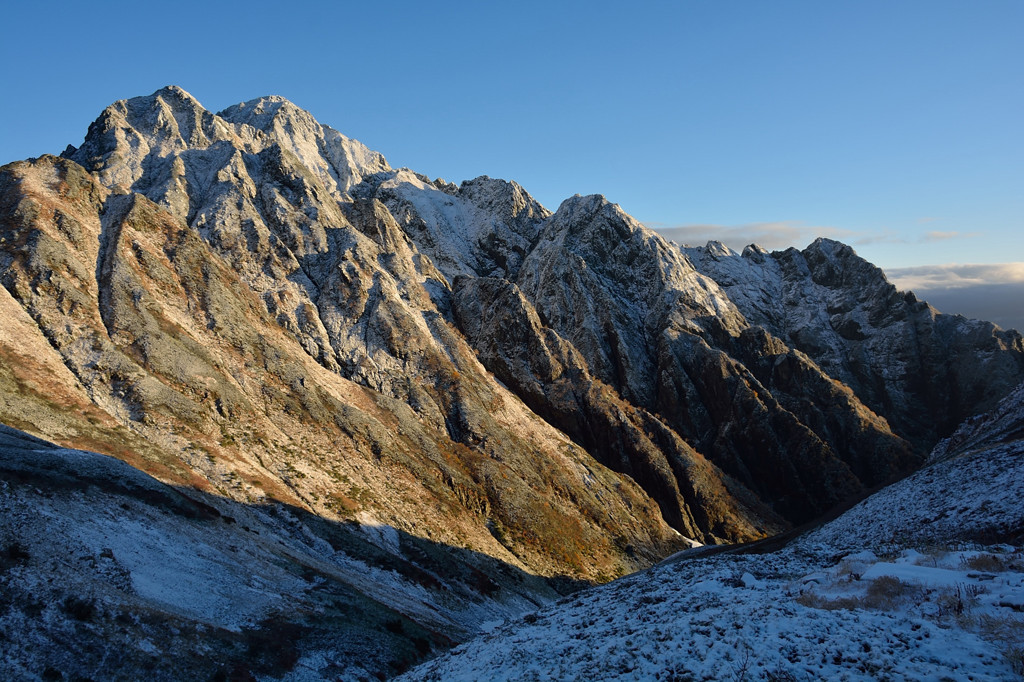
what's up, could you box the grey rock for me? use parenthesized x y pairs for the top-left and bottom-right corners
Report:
(686, 237), (1024, 451)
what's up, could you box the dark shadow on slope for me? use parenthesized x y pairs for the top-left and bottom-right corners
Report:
(657, 465), (927, 565)
(0, 423), (587, 681)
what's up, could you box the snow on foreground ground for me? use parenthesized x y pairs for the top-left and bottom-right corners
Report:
(0, 424), (559, 680)
(398, 395), (1024, 681)
(395, 543), (1024, 681)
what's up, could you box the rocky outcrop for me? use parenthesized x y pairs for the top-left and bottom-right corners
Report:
(504, 195), (918, 522)
(686, 238), (1024, 451)
(453, 276), (783, 543)
(3, 85), (1021, 679)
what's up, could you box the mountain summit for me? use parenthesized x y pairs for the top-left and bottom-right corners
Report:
(2, 87), (1022, 679)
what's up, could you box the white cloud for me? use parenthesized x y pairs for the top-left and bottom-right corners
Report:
(884, 263), (1024, 332)
(922, 230), (981, 243)
(885, 263), (1024, 291)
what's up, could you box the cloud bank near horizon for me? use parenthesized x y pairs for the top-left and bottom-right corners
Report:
(884, 263), (1024, 332)
(884, 263), (1024, 291)
(649, 222), (984, 253)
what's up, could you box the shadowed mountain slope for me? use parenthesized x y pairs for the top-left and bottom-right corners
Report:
(686, 239), (1024, 452)
(1, 86), (1022, 678)
(398, 381), (1024, 681)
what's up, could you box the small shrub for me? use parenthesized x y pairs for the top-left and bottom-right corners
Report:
(936, 590), (965, 617)
(863, 575), (912, 609)
(962, 553), (1008, 573)
(1005, 645), (1024, 677)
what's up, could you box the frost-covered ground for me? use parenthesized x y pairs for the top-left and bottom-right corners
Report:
(399, 386), (1024, 681)
(0, 424), (558, 680)
(397, 544), (1024, 681)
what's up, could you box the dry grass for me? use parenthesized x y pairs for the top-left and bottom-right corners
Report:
(961, 552), (1024, 573)
(797, 576), (923, 612)
(862, 576), (913, 609)
(794, 592), (862, 611)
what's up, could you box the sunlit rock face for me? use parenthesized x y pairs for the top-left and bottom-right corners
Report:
(1, 86), (1019, 679)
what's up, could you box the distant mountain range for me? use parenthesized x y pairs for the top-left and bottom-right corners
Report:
(1, 86), (1021, 679)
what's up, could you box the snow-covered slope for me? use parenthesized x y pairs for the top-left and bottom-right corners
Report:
(2, 86), (1023, 679)
(800, 380), (1024, 551)
(399, 383), (1024, 681)
(0, 424), (564, 680)
(399, 545), (1024, 681)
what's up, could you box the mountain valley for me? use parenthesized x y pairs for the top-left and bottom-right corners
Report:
(1, 86), (1022, 680)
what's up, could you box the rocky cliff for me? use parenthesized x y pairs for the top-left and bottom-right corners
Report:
(685, 239), (1024, 452)
(1, 86), (1022, 679)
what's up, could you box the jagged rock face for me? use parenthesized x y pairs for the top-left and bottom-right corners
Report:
(1, 119), (687, 592)
(4, 85), (1021, 678)
(452, 276), (784, 543)
(686, 239), (1024, 451)
(503, 195), (917, 521)
(366, 170), (550, 282)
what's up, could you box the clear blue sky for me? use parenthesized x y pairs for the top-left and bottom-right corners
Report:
(2, 1), (1021, 280)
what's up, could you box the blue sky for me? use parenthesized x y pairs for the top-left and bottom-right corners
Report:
(1, 1), (1021, 325)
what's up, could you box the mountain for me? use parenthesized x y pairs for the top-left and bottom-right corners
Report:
(1, 86), (1022, 679)
(684, 240), (1024, 452)
(0, 424), (567, 679)
(397, 380), (1024, 680)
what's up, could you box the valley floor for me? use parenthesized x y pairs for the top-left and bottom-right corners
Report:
(397, 542), (1024, 681)
(398, 436), (1024, 681)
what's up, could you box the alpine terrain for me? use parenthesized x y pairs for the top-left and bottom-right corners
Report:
(1, 86), (1021, 680)
(399, 380), (1024, 680)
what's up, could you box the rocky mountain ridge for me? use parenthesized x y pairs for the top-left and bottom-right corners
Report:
(2, 86), (1023, 679)
(398, 380), (1024, 681)
(685, 239), (1024, 451)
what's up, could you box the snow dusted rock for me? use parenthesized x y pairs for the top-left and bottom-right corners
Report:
(3, 86), (1023, 678)
(69, 86), (389, 205)
(508, 195), (916, 521)
(686, 237), (1024, 451)
(369, 171), (549, 281)
(219, 94), (390, 198)
(397, 382), (1024, 682)
(453, 275), (784, 543)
